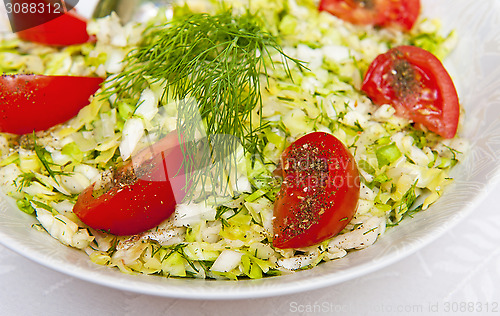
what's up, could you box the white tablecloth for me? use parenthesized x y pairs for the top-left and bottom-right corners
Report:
(1, 179), (499, 316)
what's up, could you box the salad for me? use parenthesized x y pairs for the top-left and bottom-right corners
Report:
(0, 0), (467, 280)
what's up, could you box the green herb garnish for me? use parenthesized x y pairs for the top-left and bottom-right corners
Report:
(103, 9), (302, 200)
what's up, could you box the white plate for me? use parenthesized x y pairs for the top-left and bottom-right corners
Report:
(0, 0), (499, 300)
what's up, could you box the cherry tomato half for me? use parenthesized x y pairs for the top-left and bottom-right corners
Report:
(73, 132), (187, 236)
(0, 74), (103, 135)
(273, 132), (360, 249)
(11, 1), (92, 46)
(361, 45), (460, 139)
(319, 0), (420, 31)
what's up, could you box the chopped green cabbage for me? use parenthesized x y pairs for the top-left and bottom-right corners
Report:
(0, 0), (466, 280)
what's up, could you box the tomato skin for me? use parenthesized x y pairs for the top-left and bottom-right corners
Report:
(73, 132), (187, 236)
(74, 178), (178, 236)
(0, 75), (103, 135)
(319, 0), (420, 31)
(12, 3), (92, 46)
(361, 45), (459, 139)
(273, 132), (360, 249)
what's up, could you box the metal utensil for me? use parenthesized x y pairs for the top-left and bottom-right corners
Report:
(93, 0), (171, 23)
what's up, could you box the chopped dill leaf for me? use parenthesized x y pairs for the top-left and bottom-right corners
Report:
(215, 206), (232, 228)
(363, 227), (378, 235)
(389, 180), (419, 225)
(32, 132), (71, 185)
(55, 217), (67, 225)
(277, 96), (295, 102)
(15, 173), (36, 192)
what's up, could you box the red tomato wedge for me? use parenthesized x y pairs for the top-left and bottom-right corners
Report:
(361, 45), (460, 139)
(319, 0), (420, 31)
(0, 74), (103, 135)
(12, 3), (92, 46)
(73, 132), (187, 236)
(273, 132), (360, 249)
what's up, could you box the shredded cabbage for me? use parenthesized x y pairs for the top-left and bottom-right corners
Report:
(0, 0), (466, 280)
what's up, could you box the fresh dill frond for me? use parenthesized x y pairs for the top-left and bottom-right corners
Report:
(102, 9), (302, 200)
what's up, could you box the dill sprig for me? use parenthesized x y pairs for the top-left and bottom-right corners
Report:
(103, 9), (302, 200)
